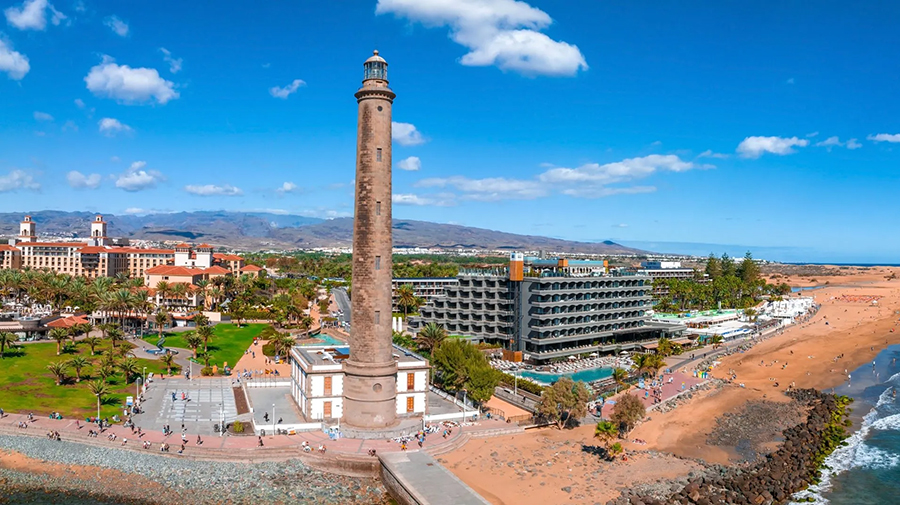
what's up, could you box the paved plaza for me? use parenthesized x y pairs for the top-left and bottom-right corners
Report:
(246, 386), (304, 426)
(137, 378), (238, 435)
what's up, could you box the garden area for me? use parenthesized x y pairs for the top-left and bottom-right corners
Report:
(142, 323), (266, 372)
(0, 339), (166, 419)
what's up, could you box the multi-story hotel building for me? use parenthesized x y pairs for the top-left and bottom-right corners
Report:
(390, 277), (459, 313)
(411, 253), (686, 362)
(3, 215), (253, 286)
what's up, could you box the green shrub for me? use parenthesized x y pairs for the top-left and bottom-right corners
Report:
(200, 366), (214, 376)
(498, 371), (545, 395)
(232, 420), (244, 433)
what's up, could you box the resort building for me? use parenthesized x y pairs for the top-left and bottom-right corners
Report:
(639, 261), (701, 297)
(289, 344), (429, 421)
(391, 277), (459, 312)
(411, 253), (686, 362)
(2, 215), (254, 284)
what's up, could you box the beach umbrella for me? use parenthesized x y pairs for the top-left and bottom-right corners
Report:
(568, 355), (578, 360)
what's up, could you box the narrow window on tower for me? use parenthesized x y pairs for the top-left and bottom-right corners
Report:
(375, 256), (381, 270)
(376, 201), (381, 216)
(376, 148), (382, 162)
(375, 311), (381, 324)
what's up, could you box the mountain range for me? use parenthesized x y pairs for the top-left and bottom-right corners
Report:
(0, 211), (648, 254)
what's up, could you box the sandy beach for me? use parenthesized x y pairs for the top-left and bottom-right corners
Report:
(442, 266), (900, 505)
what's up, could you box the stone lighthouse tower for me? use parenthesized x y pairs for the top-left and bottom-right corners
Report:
(343, 50), (398, 429)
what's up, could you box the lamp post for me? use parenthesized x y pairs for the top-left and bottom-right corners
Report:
(135, 376), (142, 409)
(272, 403), (276, 435)
(220, 403), (224, 437)
(514, 369), (518, 396)
(142, 366), (147, 393)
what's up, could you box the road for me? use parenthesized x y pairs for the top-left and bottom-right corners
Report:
(333, 287), (351, 325)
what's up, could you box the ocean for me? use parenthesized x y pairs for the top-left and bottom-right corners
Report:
(791, 345), (900, 504)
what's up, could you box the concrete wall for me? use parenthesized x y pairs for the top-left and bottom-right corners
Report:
(395, 392), (426, 415)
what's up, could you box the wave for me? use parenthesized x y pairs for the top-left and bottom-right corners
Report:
(790, 375), (900, 504)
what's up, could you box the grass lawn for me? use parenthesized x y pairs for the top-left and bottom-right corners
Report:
(0, 340), (166, 419)
(143, 323), (267, 371)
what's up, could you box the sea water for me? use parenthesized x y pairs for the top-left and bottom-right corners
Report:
(790, 345), (900, 505)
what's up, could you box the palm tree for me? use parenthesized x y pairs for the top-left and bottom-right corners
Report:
(155, 280), (172, 308)
(154, 307), (170, 341)
(397, 284), (417, 319)
(611, 367), (628, 393)
(198, 324), (214, 353)
(607, 442), (624, 461)
(160, 353), (177, 376)
(657, 337), (674, 357)
(68, 356), (89, 382)
(0, 331), (17, 358)
(118, 357), (140, 383)
(300, 315), (314, 333)
(87, 379), (109, 420)
(186, 333), (203, 358)
(49, 327), (68, 356)
(83, 336), (103, 356)
(193, 313), (209, 328)
(594, 420), (618, 450)
(97, 363), (116, 383)
(710, 334), (725, 350)
(107, 326), (124, 350)
(415, 322), (447, 355)
(46, 361), (69, 385)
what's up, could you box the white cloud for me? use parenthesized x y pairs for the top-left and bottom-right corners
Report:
(123, 207), (175, 216)
(612, 223), (628, 228)
(184, 184), (243, 196)
(269, 79), (305, 99)
(0, 39), (29, 80)
(806, 131), (819, 138)
(814, 136), (863, 151)
(104, 15), (128, 37)
(392, 193), (455, 206)
(74, 98), (85, 108)
(110, 156), (120, 163)
(276, 181), (299, 194)
(0, 169), (39, 191)
(697, 149), (729, 159)
(392, 122), (426, 146)
(115, 161), (164, 191)
(159, 47), (182, 74)
(414, 154), (702, 201)
(376, 0), (587, 77)
(868, 133), (900, 143)
(98, 117), (133, 136)
(296, 208), (352, 219)
(33, 111), (53, 121)
(417, 175), (546, 201)
(62, 120), (77, 132)
(786, 77), (794, 85)
(397, 156), (421, 171)
(4, 0), (65, 31)
(85, 56), (179, 105)
(736, 136), (809, 158)
(66, 170), (101, 189)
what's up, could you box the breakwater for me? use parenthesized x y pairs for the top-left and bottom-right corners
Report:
(608, 389), (851, 505)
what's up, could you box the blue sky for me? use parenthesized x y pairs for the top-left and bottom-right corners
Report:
(1, 0), (899, 263)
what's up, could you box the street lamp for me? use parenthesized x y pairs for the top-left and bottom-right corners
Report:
(142, 366), (147, 393)
(219, 403), (224, 437)
(514, 369), (518, 396)
(272, 403), (276, 435)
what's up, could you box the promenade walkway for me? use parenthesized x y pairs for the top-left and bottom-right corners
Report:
(381, 451), (491, 505)
(598, 371), (704, 418)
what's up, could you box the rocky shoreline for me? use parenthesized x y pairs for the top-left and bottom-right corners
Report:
(607, 389), (851, 505)
(0, 436), (389, 505)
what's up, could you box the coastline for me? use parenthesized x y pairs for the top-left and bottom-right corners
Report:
(440, 266), (900, 505)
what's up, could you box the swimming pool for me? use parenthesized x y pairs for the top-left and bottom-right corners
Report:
(298, 334), (347, 346)
(518, 367), (613, 385)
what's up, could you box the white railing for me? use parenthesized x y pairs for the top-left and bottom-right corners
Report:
(424, 411), (479, 422)
(245, 378), (291, 388)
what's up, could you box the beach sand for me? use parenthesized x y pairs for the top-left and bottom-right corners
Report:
(442, 266), (900, 505)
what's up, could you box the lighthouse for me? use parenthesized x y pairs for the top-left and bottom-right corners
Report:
(342, 51), (398, 429)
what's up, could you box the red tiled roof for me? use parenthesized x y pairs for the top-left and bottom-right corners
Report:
(145, 265), (205, 276)
(195, 243), (213, 249)
(203, 266), (230, 275)
(115, 247), (175, 254)
(18, 242), (87, 247)
(174, 243), (192, 249)
(213, 253), (243, 261)
(241, 265), (263, 271)
(0, 245), (20, 251)
(78, 246), (108, 254)
(47, 315), (89, 329)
